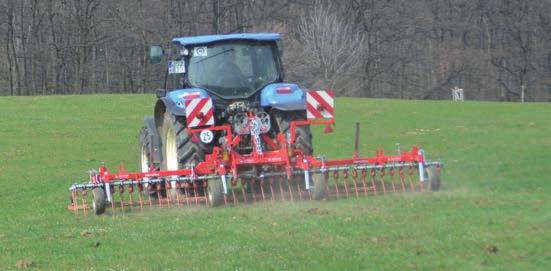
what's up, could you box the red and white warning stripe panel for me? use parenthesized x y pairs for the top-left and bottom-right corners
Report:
(185, 98), (214, 127)
(306, 90), (335, 119)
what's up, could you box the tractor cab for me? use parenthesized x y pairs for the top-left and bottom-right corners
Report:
(151, 33), (284, 100)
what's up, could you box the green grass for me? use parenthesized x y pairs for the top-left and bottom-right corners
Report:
(0, 95), (549, 270)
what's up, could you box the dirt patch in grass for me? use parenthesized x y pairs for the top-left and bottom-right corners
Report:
(15, 259), (34, 269)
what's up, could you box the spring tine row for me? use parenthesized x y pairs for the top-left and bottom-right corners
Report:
(320, 164), (443, 199)
(69, 163), (441, 215)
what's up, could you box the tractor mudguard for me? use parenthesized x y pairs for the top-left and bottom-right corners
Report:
(260, 83), (306, 111)
(159, 88), (211, 116)
(143, 116), (163, 164)
(158, 96), (186, 116)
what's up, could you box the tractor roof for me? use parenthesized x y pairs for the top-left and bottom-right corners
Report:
(172, 33), (280, 46)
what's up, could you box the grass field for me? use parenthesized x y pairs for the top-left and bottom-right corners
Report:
(0, 95), (549, 270)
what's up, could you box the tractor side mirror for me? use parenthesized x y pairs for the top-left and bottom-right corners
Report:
(149, 45), (164, 64)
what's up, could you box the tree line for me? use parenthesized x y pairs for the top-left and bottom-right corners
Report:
(1, 0), (550, 101)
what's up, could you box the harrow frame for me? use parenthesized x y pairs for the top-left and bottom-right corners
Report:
(68, 113), (443, 214)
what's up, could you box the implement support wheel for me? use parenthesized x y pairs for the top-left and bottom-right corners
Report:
(312, 174), (327, 200)
(426, 167), (441, 191)
(207, 179), (224, 207)
(92, 188), (107, 215)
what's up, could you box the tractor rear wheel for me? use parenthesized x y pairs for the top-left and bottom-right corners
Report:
(273, 110), (313, 155)
(207, 178), (224, 207)
(426, 166), (441, 191)
(273, 110), (313, 192)
(92, 188), (106, 215)
(160, 112), (211, 199)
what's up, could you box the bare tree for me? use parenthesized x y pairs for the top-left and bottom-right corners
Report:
(293, 2), (365, 95)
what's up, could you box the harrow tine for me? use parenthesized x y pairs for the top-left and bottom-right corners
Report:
(71, 190), (78, 214)
(379, 169), (387, 195)
(324, 172), (330, 199)
(250, 179), (257, 204)
(203, 181), (208, 205)
(193, 182), (199, 206)
(278, 176), (285, 200)
(128, 184), (134, 207)
(399, 167), (406, 192)
(74, 190), (81, 215)
(296, 178), (303, 200)
(156, 183), (163, 208)
(333, 171), (340, 199)
(259, 179), (266, 202)
(82, 190), (88, 215)
(119, 185), (125, 212)
(370, 169), (377, 195)
(79, 190), (85, 215)
(110, 185), (115, 210)
(343, 169), (350, 198)
(361, 169), (369, 197)
(183, 182), (191, 206)
(174, 182), (181, 207)
(232, 187), (238, 205)
(165, 181), (172, 208)
(269, 177), (275, 202)
(229, 179), (238, 205)
(146, 184), (153, 208)
(241, 179), (247, 204)
(286, 177), (294, 201)
(408, 167), (415, 191)
(224, 192), (228, 206)
(389, 168), (397, 193)
(352, 169), (359, 198)
(137, 184), (143, 209)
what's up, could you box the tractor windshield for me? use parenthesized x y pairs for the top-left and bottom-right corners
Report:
(187, 41), (281, 99)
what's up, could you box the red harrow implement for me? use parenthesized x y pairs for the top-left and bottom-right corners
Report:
(68, 91), (443, 215)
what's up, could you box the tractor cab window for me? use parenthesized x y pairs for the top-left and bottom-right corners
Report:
(187, 41), (281, 99)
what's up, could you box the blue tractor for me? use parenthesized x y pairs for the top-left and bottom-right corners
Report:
(139, 33), (313, 204)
